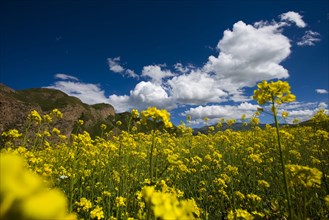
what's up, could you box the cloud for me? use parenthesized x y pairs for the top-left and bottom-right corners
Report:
(182, 101), (328, 126)
(174, 63), (194, 74)
(316, 89), (328, 94)
(203, 20), (290, 90)
(54, 73), (79, 81)
(183, 102), (260, 125)
(280, 11), (306, 28)
(277, 101), (328, 123)
(107, 94), (130, 113)
(104, 11), (308, 113)
(48, 11), (318, 120)
(107, 57), (125, 73)
(47, 80), (108, 105)
(297, 30), (321, 46)
(126, 69), (139, 78)
(141, 65), (174, 84)
(108, 81), (176, 112)
(130, 81), (175, 109)
(168, 70), (228, 105)
(107, 57), (139, 78)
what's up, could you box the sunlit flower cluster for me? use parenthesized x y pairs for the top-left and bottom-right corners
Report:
(142, 186), (200, 219)
(253, 80), (296, 105)
(141, 106), (173, 128)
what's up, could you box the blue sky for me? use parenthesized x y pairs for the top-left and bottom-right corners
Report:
(1, 0), (328, 126)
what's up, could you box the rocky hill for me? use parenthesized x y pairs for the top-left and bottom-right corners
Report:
(0, 83), (115, 137)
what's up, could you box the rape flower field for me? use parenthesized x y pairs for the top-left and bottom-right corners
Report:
(1, 80), (329, 220)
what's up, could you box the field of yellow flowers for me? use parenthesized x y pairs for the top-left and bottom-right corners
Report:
(1, 80), (329, 220)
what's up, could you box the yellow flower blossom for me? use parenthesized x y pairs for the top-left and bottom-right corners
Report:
(286, 164), (322, 188)
(0, 153), (75, 220)
(2, 129), (22, 138)
(115, 196), (126, 207)
(142, 186), (200, 219)
(52, 127), (61, 135)
(43, 114), (53, 123)
(141, 107), (173, 128)
(28, 110), (42, 124)
(325, 195), (329, 207)
(227, 208), (254, 220)
(282, 111), (289, 118)
(131, 109), (140, 118)
(51, 108), (63, 119)
(90, 205), (104, 220)
(75, 197), (92, 212)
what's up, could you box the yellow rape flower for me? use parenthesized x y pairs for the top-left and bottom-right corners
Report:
(253, 80), (296, 105)
(28, 110), (42, 124)
(142, 186), (200, 219)
(43, 114), (52, 123)
(281, 111), (289, 118)
(247, 193), (262, 202)
(90, 205), (104, 220)
(100, 124), (107, 130)
(21, 190), (72, 219)
(75, 197), (92, 212)
(325, 195), (329, 207)
(131, 109), (140, 118)
(115, 196), (126, 207)
(141, 107), (173, 128)
(286, 164), (322, 188)
(2, 129), (22, 138)
(51, 108), (63, 119)
(52, 127), (61, 135)
(235, 191), (245, 200)
(0, 153), (76, 219)
(258, 179), (270, 188)
(227, 208), (254, 220)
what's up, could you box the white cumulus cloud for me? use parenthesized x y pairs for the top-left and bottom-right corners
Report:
(141, 65), (174, 84)
(168, 70), (228, 105)
(107, 57), (125, 73)
(130, 81), (175, 109)
(280, 11), (306, 28)
(183, 102), (260, 125)
(108, 81), (176, 112)
(316, 89), (328, 94)
(107, 94), (130, 113)
(47, 80), (108, 105)
(203, 20), (290, 91)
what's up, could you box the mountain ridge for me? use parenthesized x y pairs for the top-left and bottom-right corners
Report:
(0, 83), (116, 137)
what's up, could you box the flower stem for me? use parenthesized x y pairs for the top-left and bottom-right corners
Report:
(149, 122), (156, 184)
(272, 99), (293, 219)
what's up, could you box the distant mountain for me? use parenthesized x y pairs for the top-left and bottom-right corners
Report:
(192, 123), (270, 135)
(0, 83), (115, 137)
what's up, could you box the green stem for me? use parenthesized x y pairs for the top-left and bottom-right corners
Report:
(272, 99), (293, 219)
(127, 116), (132, 134)
(149, 127), (156, 184)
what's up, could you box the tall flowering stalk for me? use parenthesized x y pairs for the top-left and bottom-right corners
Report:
(253, 80), (296, 219)
(141, 107), (173, 184)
